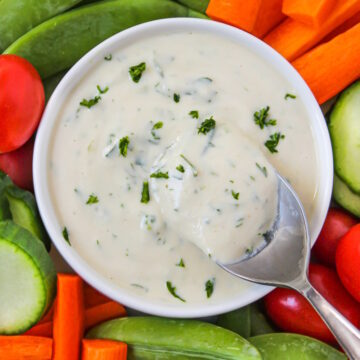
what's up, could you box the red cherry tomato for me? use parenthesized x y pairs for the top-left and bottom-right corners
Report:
(336, 224), (360, 303)
(264, 263), (360, 344)
(0, 137), (34, 191)
(312, 208), (357, 266)
(0, 55), (44, 153)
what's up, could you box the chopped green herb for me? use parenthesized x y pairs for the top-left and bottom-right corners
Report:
(180, 154), (198, 177)
(86, 194), (99, 205)
(285, 93), (296, 100)
(151, 121), (163, 140)
(150, 171), (169, 179)
(189, 110), (199, 119)
(96, 239), (100, 246)
(80, 96), (101, 108)
(104, 54), (112, 61)
(231, 190), (239, 200)
(265, 132), (285, 153)
(205, 278), (215, 298)
(166, 281), (185, 302)
(129, 62), (146, 83)
(97, 85), (109, 94)
(141, 181), (150, 204)
(245, 247), (253, 255)
(253, 106), (276, 129)
(173, 93), (180, 103)
(256, 163), (268, 177)
(176, 258), (185, 268)
(176, 164), (185, 173)
(62, 227), (70, 245)
(198, 116), (216, 135)
(236, 218), (244, 227)
(119, 136), (130, 157)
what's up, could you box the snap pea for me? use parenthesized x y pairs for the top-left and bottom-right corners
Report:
(249, 304), (274, 337)
(217, 306), (251, 338)
(249, 333), (346, 360)
(5, 0), (205, 79)
(0, 0), (82, 52)
(175, 0), (209, 13)
(43, 70), (68, 102)
(87, 317), (262, 359)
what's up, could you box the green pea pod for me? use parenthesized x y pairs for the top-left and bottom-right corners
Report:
(5, 0), (204, 78)
(249, 333), (346, 360)
(43, 70), (68, 102)
(0, 171), (12, 221)
(87, 317), (262, 359)
(249, 304), (274, 337)
(175, 0), (210, 13)
(0, 0), (82, 52)
(216, 306), (251, 338)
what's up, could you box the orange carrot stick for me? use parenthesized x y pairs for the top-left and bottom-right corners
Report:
(53, 274), (84, 360)
(282, 0), (336, 27)
(25, 321), (52, 337)
(85, 301), (127, 330)
(292, 23), (360, 104)
(0, 336), (52, 360)
(206, 0), (285, 38)
(265, 0), (360, 61)
(82, 339), (127, 360)
(83, 282), (111, 308)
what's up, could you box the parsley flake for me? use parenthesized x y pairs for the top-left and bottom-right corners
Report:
(265, 132), (285, 153)
(205, 278), (215, 298)
(189, 110), (199, 119)
(256, 163), (268, 177)
(86, 194), (99, 205)
(173, 93), (180, 103)
(62, 227), (70, 245)
(97, 85), (109, 94)
(129, 62), (146, 83)
(119, 136), (130, 157)
(285, 93), (296, 100)
(151, 121), (163, 140)
(180, 154), (198, 177)
(176, 164), (185, 173)
(150, 171), (169, 179)
(166, 281), (185, 302)
(253, 106), (276, 129)
(176, 258), (185, 268)
(231, 190), (239, 200)
(104, 54), (112, 61)
(141, 181), (150, 204)
(80, 96), (101, 108)
(198, 116), (216, 135)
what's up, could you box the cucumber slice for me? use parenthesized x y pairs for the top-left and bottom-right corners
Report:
(333, 173), (360, 218)
(0, 220), (56, 334)
(0, 170), (12, 220)
(5, 185), (50, 250)
(329, 81), (360, 194)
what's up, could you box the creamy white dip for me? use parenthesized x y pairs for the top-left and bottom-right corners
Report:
(49, 32), (318, 305)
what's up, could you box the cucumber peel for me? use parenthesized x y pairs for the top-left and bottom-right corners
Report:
(87, 316), (261, 359)
(333, 174), (360, 218)
(0, 220), (56, 334)
(5, 185), (50, 251)
(329, 81), (360, 194)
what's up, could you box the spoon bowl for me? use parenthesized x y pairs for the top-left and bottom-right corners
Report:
(219, 173), (360, 360)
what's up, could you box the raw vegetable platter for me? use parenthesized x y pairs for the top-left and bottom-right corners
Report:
(0, 0), (359, 359)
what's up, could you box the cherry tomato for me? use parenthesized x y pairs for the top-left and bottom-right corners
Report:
(0, 55), (44, 153)
(312, 208), (357, 266)
(0, 137), (34, 191)
(336, 224), (360, 302)
(264, 263), (360, 344)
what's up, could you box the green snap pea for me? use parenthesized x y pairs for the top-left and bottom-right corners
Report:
(0, 0), (82, 52)
(87, 316), (262, 359)
(175, 0), (210, 13)
(249, 304), (275, 337)
(4, 0), (204, 79)
(43, 70), (68, 102)
(249, 333), (346, 360)
(217, 305), (251, 338)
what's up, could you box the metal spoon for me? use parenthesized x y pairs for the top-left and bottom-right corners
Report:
(219, 173), (360, 359)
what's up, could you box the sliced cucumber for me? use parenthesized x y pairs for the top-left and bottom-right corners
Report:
(0, 220), (56, 334)
(5, 185), (50, 250)
(333, 173), (360, 218)
(0, 170), (12, 220)
(329, 81), (360, 194)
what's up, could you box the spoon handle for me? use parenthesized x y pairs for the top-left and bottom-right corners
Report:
(299, 280), (360, 360)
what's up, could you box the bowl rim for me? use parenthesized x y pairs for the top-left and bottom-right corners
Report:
(34, 18), (333, 318)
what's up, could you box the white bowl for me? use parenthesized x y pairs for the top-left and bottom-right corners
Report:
(34, 18), (333, 318)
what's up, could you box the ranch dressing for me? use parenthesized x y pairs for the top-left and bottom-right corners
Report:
(49, 32), (318, 305)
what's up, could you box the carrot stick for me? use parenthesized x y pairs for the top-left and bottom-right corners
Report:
(0, 336), (52, 360)
(292, 23), (360, 104)
(282, 0), (336, 27)
(82, 339), (127, 360)
(25, 321), (52, 337)
(85, 301), (127, 330)
(53, 274), (84, 360)
(206, 0), (285, 38)
(83, 282), (111, 308)
(265, 0), (360, 61)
